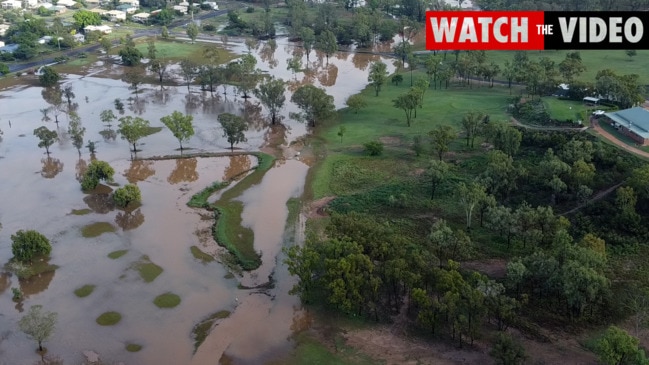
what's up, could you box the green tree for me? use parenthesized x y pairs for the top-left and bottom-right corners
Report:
(118, 116), (151, 153)
(457, 182), (487, 229)
(123, 67), (144, 99)
(254, 76), (286, 125)
(118, 45), (143, 66)
(429, 125), (456, 161)
(616, 186), (638, 216)
(480, 150), (524, 200)
(179, 59), (198, 90)
(345, 94), (367, 114)
(558, 51), (586, 83)
(428, 159), (449, 199)
(628, 165), (649, 199)
(316, 30), (338, 63)
(337, 125), (346, 143)
(33, 126), (58, 155)
(72, 9), (101, 29)
(368, 61), (388, 96)
(160, 111), (194, 150)
(161, 26), (170, 39)
(146, 39), (157, 60)
(363, 140), (383, 156)
(39, 66), (60, 87)
(218, 113), (248, 150)
(19, 305), (57, 352)
(461, 111), (484, 148)
(11, 230), (52, 263)
(100, 109), (116, 129)
(62, 85), (75, 106)
(100, 37), (112, 56)
(595, 326), (649, 365)
(290, 85), (336, 127)
(186, 22), (200, 43)
(0, 63), (9, 76)
(490, 333), (526, 365)
(393, 88), (419, 127)
(81, 160), (115, 190)
(68, 113), (85, 156)
(571, 159), (596, 186)
(626, 49), (637, 60)
(113, 184), (142, 208)
(150, 59), (169, 87)
(301, 27), (316, 63)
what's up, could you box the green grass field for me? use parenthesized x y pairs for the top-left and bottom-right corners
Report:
(134, 40), (235, 63)
(542, 97), (589, 123)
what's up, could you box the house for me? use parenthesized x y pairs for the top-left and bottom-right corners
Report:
(73, 33), (84, 42)
(38, 2), (53, 8)
(106, 10), (126, 21)
(23, 0), (38, 8)
(115, 4), (136, 13)
(85, 24), (112, 33)
(604, 107), (649, 145)
(172, 5), (187, 13)
(203, 1), (218, 9)
(131, 12), (150, 22)
(90, 7), (107, 15)
(0, 24), (10, 37)
(52, 5), (67, 12)
(56, 0), (76, 7)
(583, 96), (600, 105)
(38, 35), (52, 44)
(0, 43), (19, 53)
(553, 83), (570, 98)
(118, 0), (138, 7)
(1, 0), (22, 9)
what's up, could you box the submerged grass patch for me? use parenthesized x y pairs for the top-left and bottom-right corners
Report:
(108, 250), (128, 259)
(70, 208), (92, 215)
(142, 126), (163, 137)
(125, 343), (142, 352)
(191, 310), (231, 353)
(132, 255), (163, 283)
(81, 222), (116, 238)
(153, 292), (181, 308)
(190, 246), (215, 263)
(96, 311), (122, 326)
(186, 152), (274, 271)
(74, 284), (96, 298)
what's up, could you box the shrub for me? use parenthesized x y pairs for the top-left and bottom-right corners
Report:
(363, 141), (384, 156)
(11, 230), (52, 263)
(113, 184), (142, 208)
(202, 24), (216, 31)
(246, 6), (255, 12)
(81, 160), (115, 191)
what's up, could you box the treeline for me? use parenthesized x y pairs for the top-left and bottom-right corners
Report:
(475, 0), (649, 11)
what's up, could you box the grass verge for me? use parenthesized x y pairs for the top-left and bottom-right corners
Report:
(190, 246), (215, 263)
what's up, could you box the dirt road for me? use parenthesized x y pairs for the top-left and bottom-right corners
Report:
(591, 118), (649, 159)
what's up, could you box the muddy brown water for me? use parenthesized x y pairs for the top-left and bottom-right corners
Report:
(0, 37), (396, 364)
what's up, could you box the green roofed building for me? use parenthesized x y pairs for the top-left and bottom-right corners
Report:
(604, 107), (649, 146)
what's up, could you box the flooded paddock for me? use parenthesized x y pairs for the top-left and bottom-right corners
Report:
(0, 37), (396, 364)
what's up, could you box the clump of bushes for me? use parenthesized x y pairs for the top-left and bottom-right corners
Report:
(363, 141), (384, 156)
(11, 230), (52, 263)
(113, 184), (142, 208)
(246, 6), (255, 12)
(81, 160), (115, 191)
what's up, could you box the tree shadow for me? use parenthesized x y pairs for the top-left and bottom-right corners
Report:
(115, 208), (145, 231)
(41, 157), (64, 179)
(167, 158), (199, 184)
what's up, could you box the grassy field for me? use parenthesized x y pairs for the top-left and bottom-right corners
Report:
(134, 40), (236, 63)
(542, 97), (589, 123)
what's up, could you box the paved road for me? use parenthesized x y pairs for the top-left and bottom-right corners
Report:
(7, 9), (230, 73)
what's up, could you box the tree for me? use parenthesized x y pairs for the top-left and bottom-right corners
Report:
(113, 184), (142, 208)
(39, 66), (60, 87)
(160, 111), (194, 150)
(393, 89), (419, 127)
(429, 125), (456, 161)
(301, 27), (316, 63)
(558, 51), (586, 83)
(123, 67), (145, 99)
(33, 126), (58, 155)
(480, 150), (524, 200)
(147, 39), (157, 60)
(161, 26), (170, 39)
(62, 85), (75, 106)
(595, 326), (649, 365)
(457, 181), (487, 229)
(41, 87), (65, 125)
(461, 111), (484, 148)
(628, 165), (649, 199)
(490, 333), (526, 365)
(11, 230), (52, 263)
(254, 77), (286, 125)
(81, 160), (115, 190)
(393, 41), (411, 70)
(337, 125), (346, 143)
(68, 113), (85, 156)
(100, 37), (112, 56)
(150, 59), (169, 87)
(100, 109), (116, 129)
(179, 59), (198, 90)
(19, 305), (57, 353)
(186, 22), (199, 43)
(626, 49), (637, 60)
(316, 30), (338, 63)
(368, 61), (388, 96)
(0, 63), (9, 76)
(345, 94), (367, 114)
(428, 159), (449, 199)
(118, 116), (151, 153)
(218, 113), (248, 150)
(73, 9), (101, 29)
(291, 85), (336, 127)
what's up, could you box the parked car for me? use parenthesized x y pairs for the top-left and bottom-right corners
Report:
(592, 110), (605, 116)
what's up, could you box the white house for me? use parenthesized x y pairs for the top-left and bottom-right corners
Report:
(0, 24), (10, 37)
(23, 0), (38, 8)
(56, 0), (76, 7)
(131, 12), (150, 22)
(38, 2), (53, 8)
(106, 10), (126, 21)
(1, 0), (22, 9)
(172, 5), (187, 13)
(90, 7), (107, 14)
(0, 40), (4, 48)
(85, 24), (112, 33)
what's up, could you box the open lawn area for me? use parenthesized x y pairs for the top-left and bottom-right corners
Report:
(134, 40), (236, 63)
(542, 97), (590, 123)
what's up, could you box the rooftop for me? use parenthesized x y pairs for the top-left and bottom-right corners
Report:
(605, 107), (649, 139)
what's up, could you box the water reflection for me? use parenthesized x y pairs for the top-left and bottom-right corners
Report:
(167, 158), (199, 184)
(128, 97), (147, 115)
(150, 88), (175, 106)
(185, 93), (201, 114)
(317, 63), (338, 87)
(0, 272), (9, 296)
(19, 268), (55, 298)
(223, 155), (252, 181)
(124, 160), (156, 183)
(83, 186), (116, 214)
(41, 157), (64, 179)
(352, 52), (379, 71)
(115, 208), (145, 231)
(244, 101), (267, 132)
(259, 42), (278, 69)
(75, 158), (88, 182)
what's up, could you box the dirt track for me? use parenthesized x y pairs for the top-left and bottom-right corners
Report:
(591, 118), (649, 159)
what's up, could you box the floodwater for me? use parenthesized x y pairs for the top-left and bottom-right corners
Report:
(0, 36), (396, 365)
